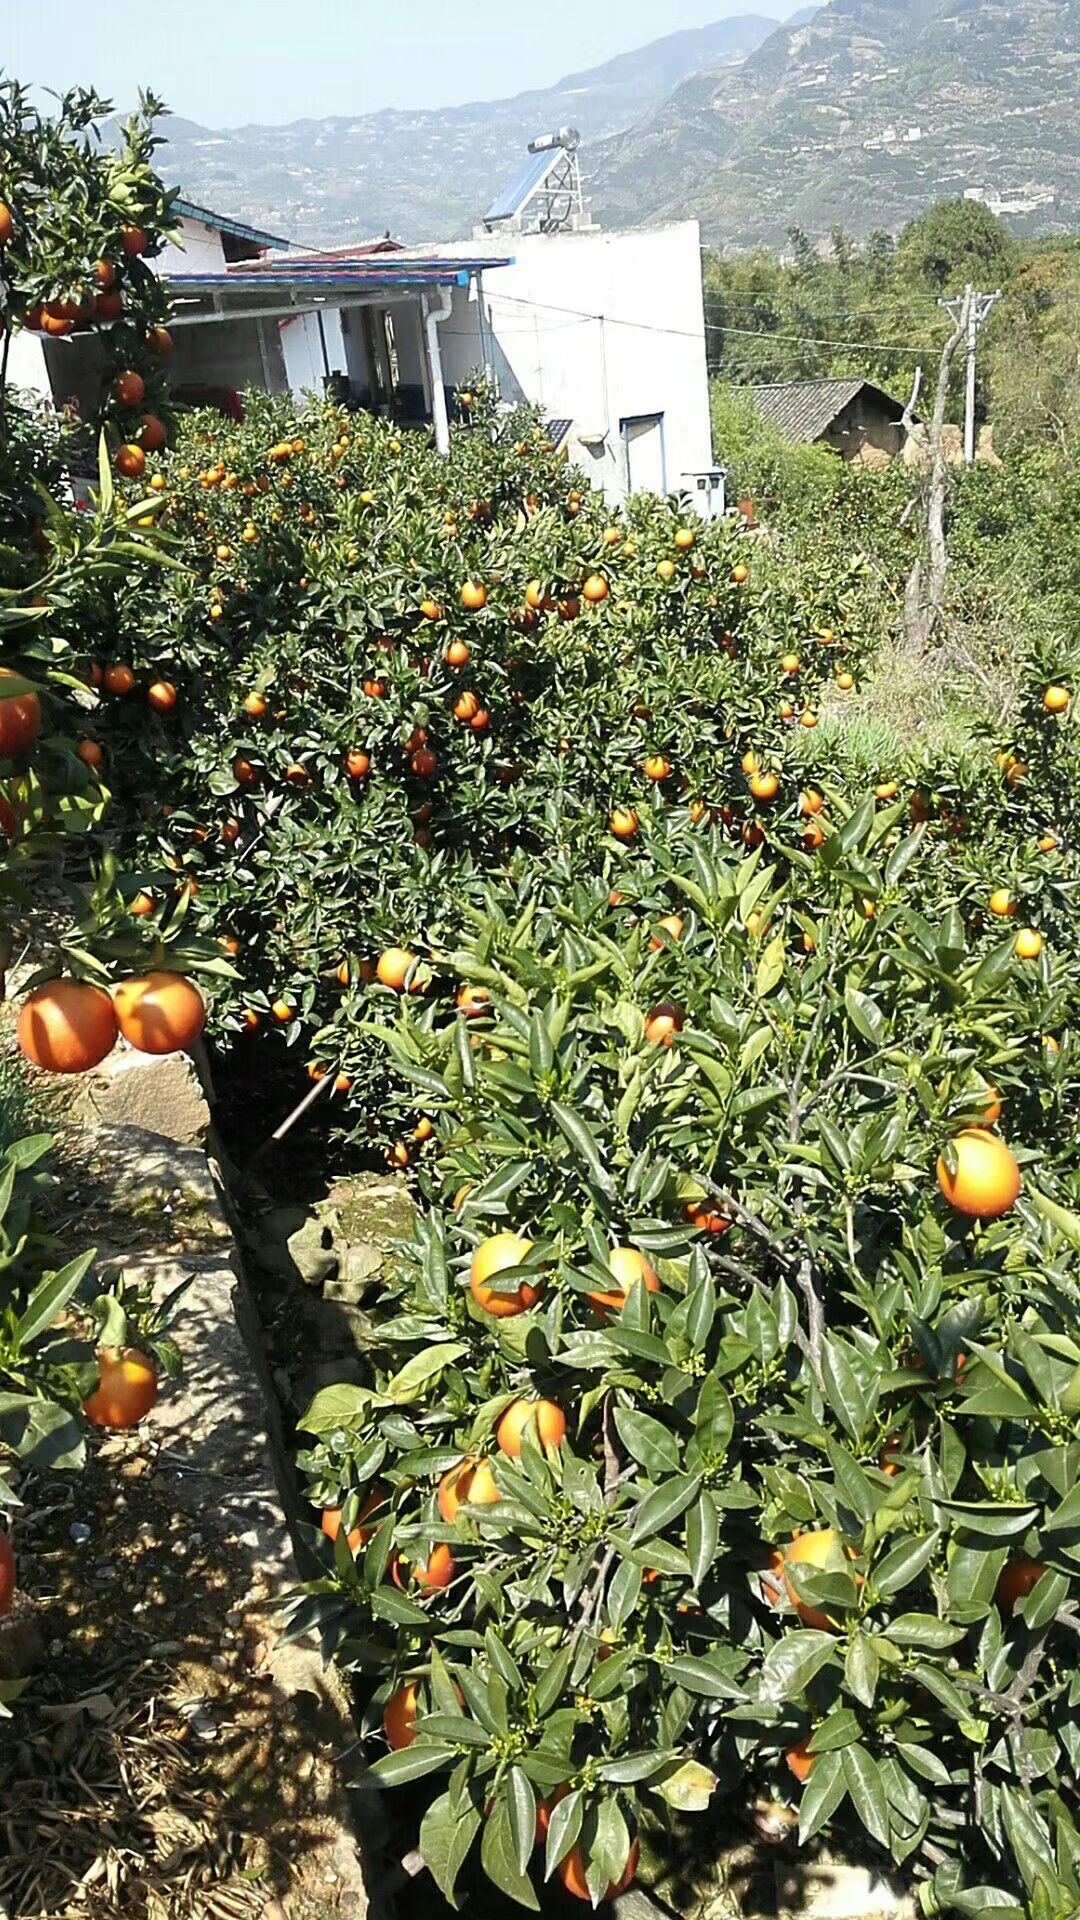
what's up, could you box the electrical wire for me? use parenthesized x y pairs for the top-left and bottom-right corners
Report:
(480, 288), (942, 358)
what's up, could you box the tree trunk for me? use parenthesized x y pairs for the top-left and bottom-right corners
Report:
(903, 292), (969, 655)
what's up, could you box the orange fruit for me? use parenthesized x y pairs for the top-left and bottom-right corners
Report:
(731, 563), (750, 585)
(0, 202), (12, 247)
(116, 370), (146, 409)
(740, 751), (760, 775)
(800, 709), (819, 730)
(650, 913), (684, 949)
(461, 581), (487, 611)
(835, 671), (855, 691)
(114, 972), (206, 1055)
(445, 639), (471, 667)
(419, 598), (443, 621)
(496, 1398), (566, 1456)
(120, 224), (149, 256)
(147, 680), (177, 713)
(644, 1001), (682, 1046)
(937, 1128), (1020, 1219)
(271, 999), (294, 1024)
(0, 1528), (14, 1618)
(748, 771), (779, 803)
(456, 984), (491, 1018)
(588, 1246), (660, 1318)
(129, 890), (155, 918)
(1043, 685), (1070, 713)
(243, 691), (267, 718)
(138, 414), (167, 452)
(988, 888), (1016, 918)
(557, 1838), (639, 1902)
(674, 529), (695, 551)
(104, 663), (136, 696)
(345, 749), (371, 779)
(321, 1489), (386, 1554)
(767, 1529), (855, 1632)
(454, 689), (480, 722)
(1015, 928), (1043, 960)
(786, 1737), (815, 1784)
(411, 747), (438, 778)
(77, 739), (103, 770)
(470, 1233), (543, 1317)
(438, 1456), (501, 1523)
(1038, 832), (1058, 853)
(583, 574), (609, 603)
(391, 1543), (455, 1592)
(114, 443), (146, 479)
(83, 1348), (158, 1429)
(241, 1009), (261, 1032)
(384, 1681), (421, 1749)
(643, 755), (672, 781)
(875, 781), (899, 801)
(610, 806), (639, 840)
(656, 559), (676, 582)
(995, 1555), (1046, 1615)
(780, 653), (801, 674)
(0, 671), (42, 757)
(18, 978), (118, 1074)
(377, 948), (416, 991)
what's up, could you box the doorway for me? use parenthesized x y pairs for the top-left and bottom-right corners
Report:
(621, 413), (667, 495)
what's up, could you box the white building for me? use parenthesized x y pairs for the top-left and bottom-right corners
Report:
(11, 163), (718, 509)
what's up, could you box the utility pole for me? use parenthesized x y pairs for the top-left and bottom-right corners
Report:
(937, 283), (1001, 463)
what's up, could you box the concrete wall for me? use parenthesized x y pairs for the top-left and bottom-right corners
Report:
(435, 224), (713, 502)
(160, 214), (228, 277)
(169, 317), (288, 398)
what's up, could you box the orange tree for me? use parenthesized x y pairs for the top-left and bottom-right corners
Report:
(91, 389), (884, 1150)
(289, 785), (1080, 1912)
(0, 80), (178, 470)
(0, 87), (217, 1648)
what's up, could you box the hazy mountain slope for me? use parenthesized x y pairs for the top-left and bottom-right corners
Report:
(588, 0), (1080, 246)
(141, 16), (780, 245)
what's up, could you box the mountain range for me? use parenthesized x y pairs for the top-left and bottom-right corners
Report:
(145, 15), (784, 247)
(590, 0), (1080, 245)
(140, 1), (1080, 253)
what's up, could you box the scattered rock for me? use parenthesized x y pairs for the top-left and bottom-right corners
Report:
(73, 1046), (211, 1145)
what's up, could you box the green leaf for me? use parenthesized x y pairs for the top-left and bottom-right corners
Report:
(370, 1742), (456, 1785)
(654, 1758), (717, 1811)
(842, 1744), (890, 1847)
(386, 1342), (468, 1405)
(755, 932), (786, 998)
(686, 1491), (719, 1591)
(15, 1249), (95, 1347)
(798, 1748), (847, 1842)
(664, 1654), (747, 1701)
(481, 1792), (540, 1909)
(534, 1645), (573, 1716)
(844, 1632), (880, 1709)
(760, 1630), (839, 1702)
(420, 1789), (481, 1908)
(844, 987), (886, 1046)
(545, 1787), (584, 1876)
(883, 1613), (967, 1649)
(614, 1407), (681, 1477)
(508, 1767), (537, 1879)
(820, 1337), (869, 1439)
(298, 1383), (372, 1434)
(873, 1532), (939, 1595)
(550, 1102), (615, 1197)
(630, 1473), (702, 1545)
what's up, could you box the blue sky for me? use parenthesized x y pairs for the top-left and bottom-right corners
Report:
(6, 0), (801, 126)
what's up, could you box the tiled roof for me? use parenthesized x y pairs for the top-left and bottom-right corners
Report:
(743, 378), (911, 444)
(173, 197), (292, 251)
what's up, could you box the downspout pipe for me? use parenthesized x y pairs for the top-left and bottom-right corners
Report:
(424, 286), (453, 456)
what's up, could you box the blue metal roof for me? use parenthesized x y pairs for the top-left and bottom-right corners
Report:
(484, 149), (554, 224)
(173, 197), (293, 250)
(166, 255), (512, 295)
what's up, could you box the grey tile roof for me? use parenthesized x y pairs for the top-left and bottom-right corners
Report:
(742, 378), (909, 444)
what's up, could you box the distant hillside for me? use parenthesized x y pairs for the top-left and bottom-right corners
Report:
(589, 0), (1080, 247)
(138, 16), (781, 245)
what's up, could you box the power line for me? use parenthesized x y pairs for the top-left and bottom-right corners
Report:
(481, 289), (940, 358)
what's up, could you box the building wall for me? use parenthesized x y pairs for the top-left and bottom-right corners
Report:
(159, 214), (228, 277)
(821, 398), (904, 460)
(435, 224), (713, 502)
(169, 316), (288, 398)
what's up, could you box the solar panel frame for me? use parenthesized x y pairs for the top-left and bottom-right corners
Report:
(484, 149), (555, 224)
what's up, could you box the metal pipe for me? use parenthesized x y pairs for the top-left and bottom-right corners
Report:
(424, 286), (453, 457)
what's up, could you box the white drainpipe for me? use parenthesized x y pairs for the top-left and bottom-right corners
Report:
(424, 286), (453, 456)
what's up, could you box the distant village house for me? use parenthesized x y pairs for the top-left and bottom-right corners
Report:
(743, 377), (915, 466)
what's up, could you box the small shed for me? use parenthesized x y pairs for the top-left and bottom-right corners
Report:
(744, 378), (915, 462)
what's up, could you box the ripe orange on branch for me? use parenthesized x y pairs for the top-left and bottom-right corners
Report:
(936, 1128), (1020, 1219)
(18, 979), (118, 1074)
(83, 1349), (158, 1429)
(588, 1245), (660, 1317)
(470, 1232), (543, 1316)
(496, 1398), (566, 1456)
(438, 1456), (501, 1522)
